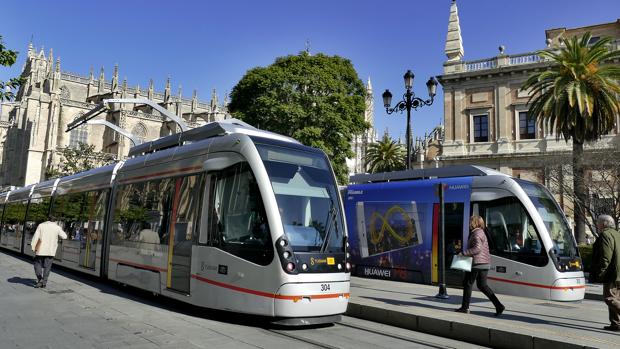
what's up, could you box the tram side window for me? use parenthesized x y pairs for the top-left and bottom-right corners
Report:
(113, 179), (173, 245)
(83, 190), (108, 243)
(207, 162), (274, 266)
(475, 197), (548, 267)
(24, 196), (52, 242)
(52, 192), (87, 240)
(173, 174), (204, 244)
(4, 200), (29, 239)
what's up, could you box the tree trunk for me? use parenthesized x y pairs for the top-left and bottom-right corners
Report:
(572, 141), (587, 244)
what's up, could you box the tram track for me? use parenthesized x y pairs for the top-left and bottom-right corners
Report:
(334, 319), (461, 349)
(264, 316), (480, 349)
(265, 328), (341, 349)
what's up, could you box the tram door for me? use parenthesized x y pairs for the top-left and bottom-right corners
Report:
(432, 202), (465, 285)
(167, 174), (204, 294)
(445, 203), (465, 286)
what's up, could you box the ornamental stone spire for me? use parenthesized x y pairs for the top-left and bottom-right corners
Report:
(164, 77), (171, 102)
(112, 64), (119, 91)
(47, 48), (54, 78)
(98, 66), (105, 93)
(445, 0), (464, 62)
(148, 78), (154, 100)
(27, 41), (34, 58)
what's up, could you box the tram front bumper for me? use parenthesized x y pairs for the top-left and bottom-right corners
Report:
(550, 276), (586, 301)
(274, 281), (350, 317)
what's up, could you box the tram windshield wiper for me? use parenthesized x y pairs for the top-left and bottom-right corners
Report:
(320, 200), (338, 253)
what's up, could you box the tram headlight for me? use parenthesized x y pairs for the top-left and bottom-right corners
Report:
(346, 252), (350, 259)
(345, 262), (352, 272)
(337, 263), (342, 270)
(286, 262), (296, 272)
(301, 263), (308, 271)
(283, 251), (290, 259)
(279, 239), (288, 247)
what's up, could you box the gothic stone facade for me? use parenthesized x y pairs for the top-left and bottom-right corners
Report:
(0, 44), (228, 188)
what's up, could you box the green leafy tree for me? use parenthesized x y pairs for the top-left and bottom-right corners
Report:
(229, 52), (369, 183)
(46, 142), (116, 179)
(0, 36), (24, 101)
(522, 33), (620, 243)
(364, 133), (406, 173)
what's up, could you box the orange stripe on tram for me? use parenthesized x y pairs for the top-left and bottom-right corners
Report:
(488, 276), (586, 290)
(110, 257), (350, 301)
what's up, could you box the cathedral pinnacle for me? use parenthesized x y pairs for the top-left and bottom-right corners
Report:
(445, 0), (464, 62)
(112, 64), (119, 91)
(98, 66), (105, 93)
(55, 57), (60, 73)
(28, 41), (34, 58)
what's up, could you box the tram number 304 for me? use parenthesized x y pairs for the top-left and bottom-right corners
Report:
(320, 284), (331, 291)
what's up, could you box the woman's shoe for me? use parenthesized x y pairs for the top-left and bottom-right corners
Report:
(495, 304), (505, 317)
(454, 308), (469, 314)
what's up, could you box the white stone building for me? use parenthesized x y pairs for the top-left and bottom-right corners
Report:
(437, 0), (620, 229)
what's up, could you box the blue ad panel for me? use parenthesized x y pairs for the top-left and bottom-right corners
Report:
(344, 177), (472, 284)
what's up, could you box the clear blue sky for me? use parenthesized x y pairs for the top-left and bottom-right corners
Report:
(1, 0), (619, 140)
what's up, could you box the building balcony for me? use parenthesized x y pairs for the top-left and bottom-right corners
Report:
(443, 39), (620, 75)
(442, 133), (620, 159)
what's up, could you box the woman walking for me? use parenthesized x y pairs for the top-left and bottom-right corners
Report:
(455, 215), (505, 316)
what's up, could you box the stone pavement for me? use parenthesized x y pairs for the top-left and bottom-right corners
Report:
(0, 252), (305, 349)
(1, 249), (614, 349)
(347, 276), (617, 349)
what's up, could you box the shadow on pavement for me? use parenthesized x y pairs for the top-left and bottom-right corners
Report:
(7, 276), (37, 287)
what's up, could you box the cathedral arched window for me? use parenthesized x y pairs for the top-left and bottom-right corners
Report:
(131, 123), (148, 145)
(69, 113), (88, 148)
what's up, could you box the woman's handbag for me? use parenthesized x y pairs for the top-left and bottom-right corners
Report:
(450, 254), (473, 272)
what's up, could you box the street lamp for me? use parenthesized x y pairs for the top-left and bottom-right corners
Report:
(382, 70), (437, 170)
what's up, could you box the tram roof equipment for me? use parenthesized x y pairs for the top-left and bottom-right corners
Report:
(349, 165), (506, 184)
(127, 118), (299, 157)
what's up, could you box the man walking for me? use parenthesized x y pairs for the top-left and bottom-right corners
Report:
(590, 214), (620, 332)
(31, 215), (67, 288)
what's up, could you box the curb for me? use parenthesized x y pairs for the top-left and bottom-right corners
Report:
(585, 292), (603, 301)
(346, 302), (598, 349)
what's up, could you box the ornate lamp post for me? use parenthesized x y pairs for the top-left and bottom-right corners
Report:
(382, 70), (438, 170)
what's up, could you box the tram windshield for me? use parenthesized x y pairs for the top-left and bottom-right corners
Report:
(256, 144), (344, 253)
(516, 179), (578, 258)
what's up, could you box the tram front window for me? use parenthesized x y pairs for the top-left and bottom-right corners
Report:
(516, 179), (578, 260)
(256, 144), (344, 253)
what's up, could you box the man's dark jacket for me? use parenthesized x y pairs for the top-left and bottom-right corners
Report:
(590, 227), (620, 283)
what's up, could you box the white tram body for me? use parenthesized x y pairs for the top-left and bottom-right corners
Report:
(0, 120), (350, 324)
(346, 166), (585, 302)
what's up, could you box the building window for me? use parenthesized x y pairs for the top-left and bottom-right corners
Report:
(69, 114), (88, 148)
(588, 36), (600, 45)
(131, 123), (148, 145)
(473, 114), (488, 142)
(519, 111), (536, 139)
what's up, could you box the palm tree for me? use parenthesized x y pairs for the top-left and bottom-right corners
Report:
(364, 133), (406, 173)
(522, 33), (620, 243)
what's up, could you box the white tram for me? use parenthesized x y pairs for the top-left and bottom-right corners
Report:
(0, 120), (350, 325)
(345, 166), (585, 301)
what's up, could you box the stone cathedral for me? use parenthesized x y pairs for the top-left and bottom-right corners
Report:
(0, 44), (230, 188)
(0, 44), (377, 189)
